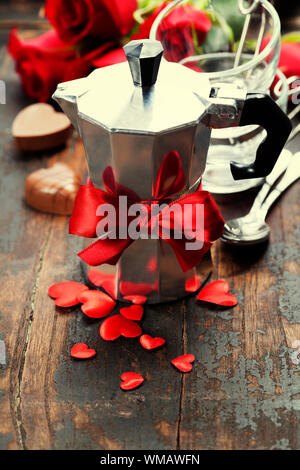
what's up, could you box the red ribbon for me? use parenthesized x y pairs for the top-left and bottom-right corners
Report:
(69, 152), (224, 273)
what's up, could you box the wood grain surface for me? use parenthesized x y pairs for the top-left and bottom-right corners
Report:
(0, 2), (300, 451)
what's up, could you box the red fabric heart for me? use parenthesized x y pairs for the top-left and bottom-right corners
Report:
(48, 281), (89, 307)
(185, 276), (201, 293)
(171, 354), (195, 372)
(120, 305), (144, 321)
(70, 343), (96, 359)
(197, 280), (238, 306)
(140, 334), (166, 350)
(100, 314), (142, 341)
(77, 290), (116, 318)
(87, 269), (117, 298)
(120, 372), (144, 391)
(123, 295), (147, 305)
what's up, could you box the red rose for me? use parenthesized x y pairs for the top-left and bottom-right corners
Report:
(8, 28), (115, 102)
(262, 36), (300, 79)
(262, 36), (300, 99)
(92, 47), (126, 68)
(132, 2), (169, 40)
(134, 3), (211, 62)
(45, 0), (137, 45)
(278, 42), (300, 78)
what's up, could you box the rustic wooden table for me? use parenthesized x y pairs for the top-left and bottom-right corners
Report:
(0, 1), (300, 451)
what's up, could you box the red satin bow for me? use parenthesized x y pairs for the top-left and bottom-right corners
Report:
(69, 152), (224, 273)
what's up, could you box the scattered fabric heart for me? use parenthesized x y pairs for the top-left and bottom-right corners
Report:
(196, 280), (238, 307)
(71, 343), (96, 359)
(123, 295), (147, 305)
(87, 269), (117, 298)
(49, 276), (238, 387)
(77, 290), (116, 318)
(140, 335), (166, 350)
(120, 372), (144, 391)
(185, 276), (201, 293)
(48, 281), (89, 307)
(120, 305), (144, 321)
(171, 354), (195, 372)
(100, 314), (142, 341)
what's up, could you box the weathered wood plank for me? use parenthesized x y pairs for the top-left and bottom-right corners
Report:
(21, 277), (184, 449)
(0, 45), (49, 449)
(0, 50), (183, 451)
(0, 45), (86, 449)
(178, 137), (300, 449)
(1, 7), (300, 449)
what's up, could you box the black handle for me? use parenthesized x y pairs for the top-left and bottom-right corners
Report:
(230, 93), (292, 180)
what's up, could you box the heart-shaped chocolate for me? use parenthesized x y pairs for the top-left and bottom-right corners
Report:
(12, 103), (72, 152)
(88, 269), (117, 298)
(25, 163), (81, 215)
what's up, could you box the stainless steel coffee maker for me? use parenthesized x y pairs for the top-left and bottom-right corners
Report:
(53, 39), (291, 303)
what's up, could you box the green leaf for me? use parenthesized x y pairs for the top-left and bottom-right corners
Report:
(134, 0), (166, 24)
(281, 32), (300, 43)
(208, 0), (245, 41)
(193, 0), (211, 9)
(232, 38), (256, 53)
(202, 24), (232, 53)
(205, 9), (234, 46)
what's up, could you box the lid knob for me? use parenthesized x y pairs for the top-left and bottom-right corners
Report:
(123, 39), (164, 88)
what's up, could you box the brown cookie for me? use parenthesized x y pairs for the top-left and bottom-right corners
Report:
(25, 163), (81, 215)
(12, 103), (72, 152)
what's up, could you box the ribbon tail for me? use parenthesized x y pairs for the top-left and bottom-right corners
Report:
(69, 180), (116, 238)
(78, 237), (133, 267)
